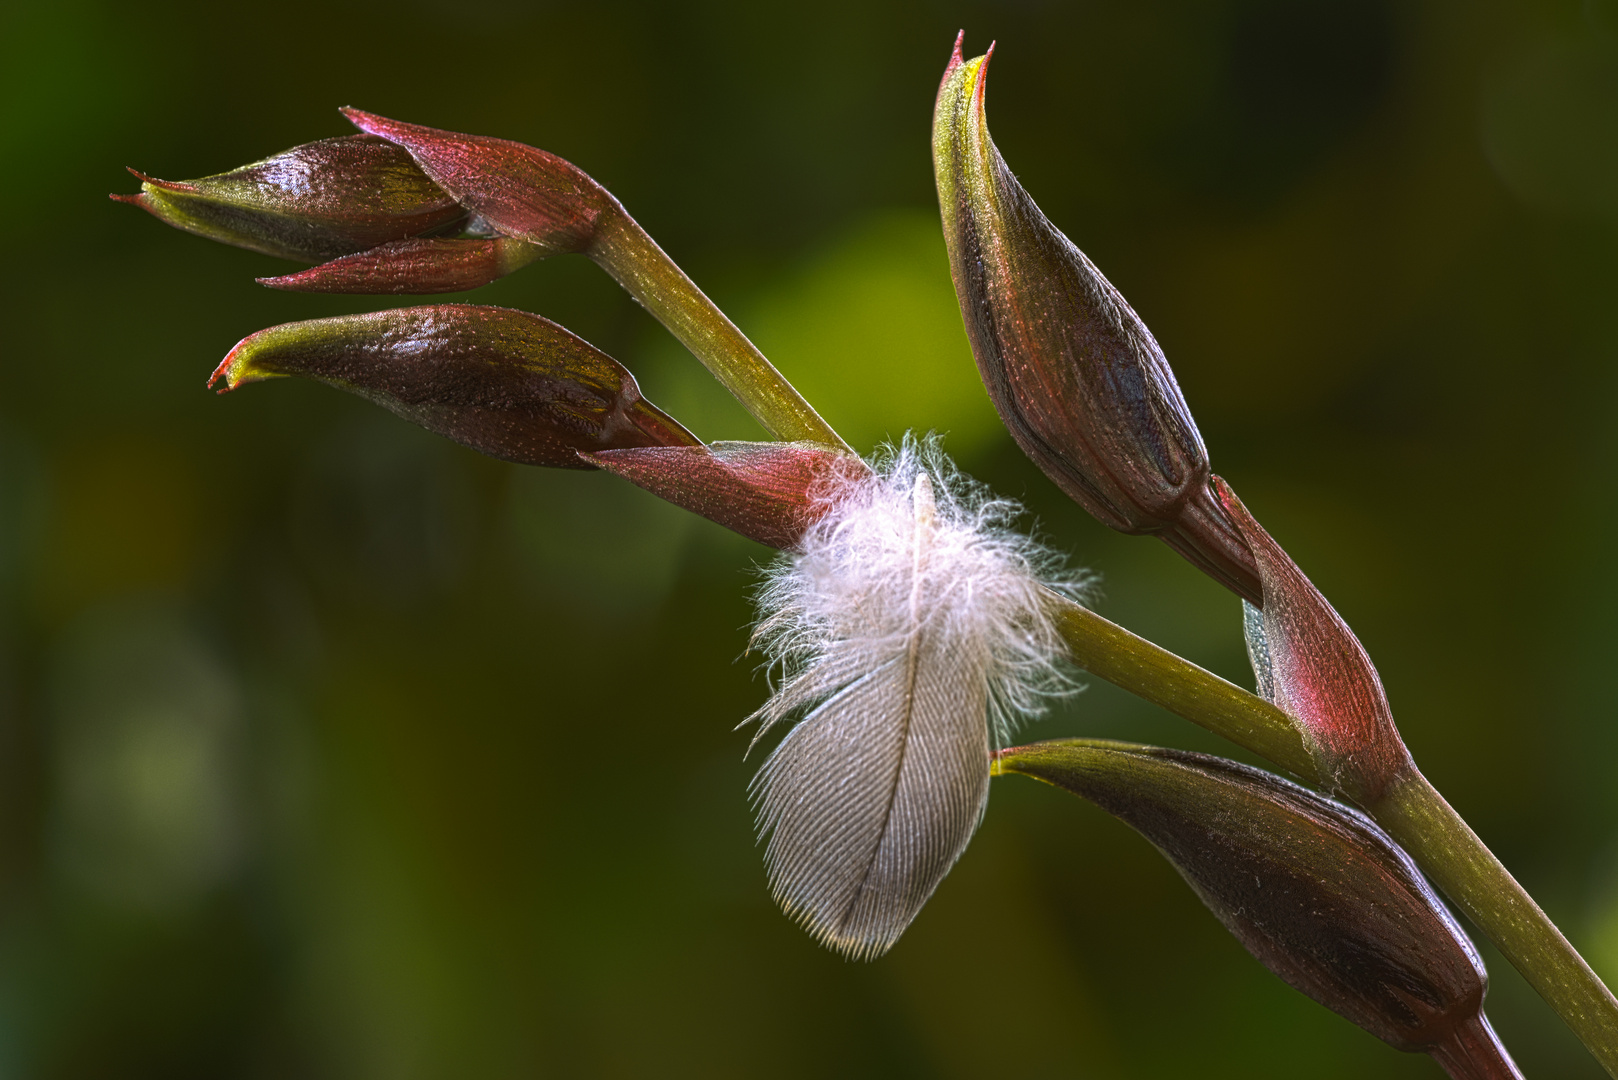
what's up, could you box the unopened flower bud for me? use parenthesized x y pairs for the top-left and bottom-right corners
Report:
(209, 304), (698, 467)
(998, 739), (1520, 1079)
(341, 108), (620, 256)
(112, 136), (465, 263)
(587, 442), (868, 550)
(257, 236), (544, 294)
(1215, 478), (1414, 804)
(932, 38), (1260, 604)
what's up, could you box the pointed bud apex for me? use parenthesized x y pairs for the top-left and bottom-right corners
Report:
(932, 44), (1260, 604)
(256, 236), (545, 294)
(998, 740), (1519, 1077)
(342, 108), (619, 256)
(587, 442), (868, 550)
(209, 304), (698, 467)
(111, 136), (466, 263)
(1216, 478), (1414, 803)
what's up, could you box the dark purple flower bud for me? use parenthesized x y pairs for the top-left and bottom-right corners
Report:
(209, 304), (698, 468)
(587, 442), (868, 550)
(257, 236), (544, 294)
(1215, 477), (1415, 804)
(111, 136), (466, 263)
(997, 739), (1521, 1079)
(932, 38), (1260, 605)
(341, 108), (620, 256)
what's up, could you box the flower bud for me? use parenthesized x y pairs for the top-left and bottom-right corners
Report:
(932, 38), (1260, 604)
(587, 442), (868, 550)
(257, 236), (545, 294)
(1216, 478), (1414, 804)
(341, 108), (620, 256)
(210, 304), (698, 467)
(112, 136), (466, 263)
(997, 739), (1520, 1077)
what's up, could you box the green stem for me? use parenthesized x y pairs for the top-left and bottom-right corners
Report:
(589, 211), (851, 452)
(1045, 590), (1317, 783)
(1373, 773), (1618, 1076)
(1044, 590), (1618, 1073)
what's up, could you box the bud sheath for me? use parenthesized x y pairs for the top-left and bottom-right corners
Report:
(588, 442), (867, 550)
(997, 739), (1519, 1077)
(257, 237), (545, 294)
(210, 304), (698, 467)
(341, 109), (616, 256)
(933, 39), (1259, 603)
(113, 136), (465, 263)
(1218, 478), (1414, 803)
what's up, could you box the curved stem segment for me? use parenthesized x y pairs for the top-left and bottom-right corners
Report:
(1043, 590), (1618, 1074)
(589, 212), (851, 452)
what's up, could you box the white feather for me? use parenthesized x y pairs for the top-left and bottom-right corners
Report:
(746, 436), (1084, 960)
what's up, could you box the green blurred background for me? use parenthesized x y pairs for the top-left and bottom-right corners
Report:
(2, 0), (1617, 1075)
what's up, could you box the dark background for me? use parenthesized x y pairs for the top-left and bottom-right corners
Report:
(2, 0), (1617, 1076)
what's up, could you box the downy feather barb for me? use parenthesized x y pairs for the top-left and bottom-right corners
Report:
(746, 437), (1084, 960)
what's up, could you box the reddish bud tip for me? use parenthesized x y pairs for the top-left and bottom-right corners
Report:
(124, 169), (195, 194)
(206, 353), (235, 394)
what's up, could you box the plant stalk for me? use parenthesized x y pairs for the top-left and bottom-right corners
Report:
(1043, 590), (1618, 1074)
(1044, 590), (1317, 783)
(589, 211), (851, 452)
(1373, 773), (1618, 1076)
